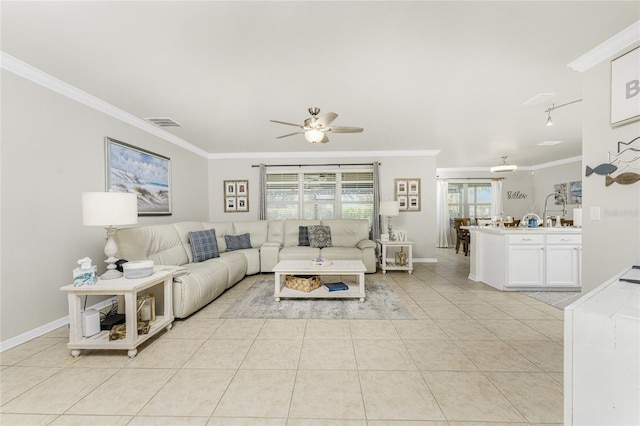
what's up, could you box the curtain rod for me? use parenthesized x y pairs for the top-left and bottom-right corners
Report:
(251, 163), (378, 168)
(438, 177), (504, 180)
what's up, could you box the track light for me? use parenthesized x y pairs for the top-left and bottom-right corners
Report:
(544, 99), (582, 126)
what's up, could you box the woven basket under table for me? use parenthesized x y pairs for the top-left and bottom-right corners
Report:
(284, 275), (321, 292)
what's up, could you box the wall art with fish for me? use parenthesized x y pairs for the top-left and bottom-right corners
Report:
(585, 136), (640, 187)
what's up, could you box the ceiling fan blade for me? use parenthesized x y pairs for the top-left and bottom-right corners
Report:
(276, 131), (304, 139)
(326, 126), (364, 133)
(316, 112), (338, 127)
(270, 120), (303, 128)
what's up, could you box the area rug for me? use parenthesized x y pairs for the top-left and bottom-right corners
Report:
(221, 278), (415, 320)
(520, 291), (583, 310)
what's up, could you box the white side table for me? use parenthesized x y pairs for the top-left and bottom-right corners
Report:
(60, 270), (174, 358)
(377, 240), (414, 274)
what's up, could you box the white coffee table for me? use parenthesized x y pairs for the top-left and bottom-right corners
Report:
(273, 260), (366, 302)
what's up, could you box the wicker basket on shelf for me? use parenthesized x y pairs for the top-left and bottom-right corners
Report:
(285, 275), (321, 292)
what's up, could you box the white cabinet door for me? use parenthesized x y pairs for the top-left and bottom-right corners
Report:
(507, 245), (544, 287)
(546, 245), (581, 287)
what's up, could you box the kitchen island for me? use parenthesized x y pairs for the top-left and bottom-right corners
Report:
(467, 226), (582, 291)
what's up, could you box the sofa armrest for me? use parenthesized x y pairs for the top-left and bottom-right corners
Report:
(260, 242), (282, 273)
(357, 239), (376, 250)
(153, 264), (190, 278)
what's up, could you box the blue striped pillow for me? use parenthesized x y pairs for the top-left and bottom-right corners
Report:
(189, 229), (220, 262)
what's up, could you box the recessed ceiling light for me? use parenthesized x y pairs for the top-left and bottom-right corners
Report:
(536, 140), (564, 146)
(522, 93), (556, 106)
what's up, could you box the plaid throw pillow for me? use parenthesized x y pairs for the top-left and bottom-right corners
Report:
(189, 229), (220, 262)
(298, 226), (310, 246)
(225, 233), (252, 251)
(308, 225), (332, 248)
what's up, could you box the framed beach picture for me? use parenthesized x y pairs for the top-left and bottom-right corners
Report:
(611, 46), (640, 126)
(395, 179), (407, 195)
(225, 196), (236, 211)
(105, 137), (171, 215)
(408, 179), (420, 195)
(569, 181), (582, 204)
(225, 181), (236, 196)
(554, 183), (568, 205)
(397, 196), (408, 210)
(408, 195), (420, 211)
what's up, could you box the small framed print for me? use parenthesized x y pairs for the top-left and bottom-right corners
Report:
(225, 181), (236, 196)
(223, 180), (249, 212)
(408, 179), (420, 195)
(408, 195), (420, 211)
(397, 196), (408, 210)
(237, 196), (248, 212)
(236, 181), (248, 196)
(225, 196), (236, 211)
(395, 179), (408, 195)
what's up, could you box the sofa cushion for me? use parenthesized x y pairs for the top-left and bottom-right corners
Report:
(283, 220), (320, 247)
(279, 246), (321, 261)
(188, 229), (220, 262)
(298, 226), (310, 246)
(234, 221), (268, 247)
(225, 233), (252, 251)
(308, 225), (332, 248)
(321, 219), (370, 247)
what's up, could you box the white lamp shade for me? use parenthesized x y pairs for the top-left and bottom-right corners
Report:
(82, 192), (138, 226)
(380, 200), (400, 216)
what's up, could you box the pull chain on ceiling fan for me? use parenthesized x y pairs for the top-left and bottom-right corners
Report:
(270, 107), (363, 144)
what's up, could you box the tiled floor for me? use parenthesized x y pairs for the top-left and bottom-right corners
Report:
(1, 248), (565, 425)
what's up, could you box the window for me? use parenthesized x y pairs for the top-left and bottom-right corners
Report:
(266, 169), (374, 223)
(448, 182), (492, 220)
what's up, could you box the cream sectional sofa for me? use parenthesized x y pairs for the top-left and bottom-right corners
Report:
(116, 219), (376, 318)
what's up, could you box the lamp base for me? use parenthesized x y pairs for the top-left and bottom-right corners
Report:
(100, 269), (123, 280)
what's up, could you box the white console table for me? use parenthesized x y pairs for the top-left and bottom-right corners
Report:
(60, 270), (174, 358)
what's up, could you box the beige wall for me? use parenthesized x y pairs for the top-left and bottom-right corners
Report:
(581, 46), (640, 293)
(209, 154), (438, 260)
(1, 70), (209, 342)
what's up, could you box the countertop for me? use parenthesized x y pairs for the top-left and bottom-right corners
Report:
(463, 226), (582, 234)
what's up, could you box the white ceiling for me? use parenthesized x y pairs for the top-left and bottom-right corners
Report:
(1, 1), (638, 168)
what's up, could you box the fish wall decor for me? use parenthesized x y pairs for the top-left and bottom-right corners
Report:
(604, 172), (640, 186)
(585, 163), (618, 176)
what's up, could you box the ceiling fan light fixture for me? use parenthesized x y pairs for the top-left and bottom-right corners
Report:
(305, 129), (324, 143)
(490, 156), (518, 173)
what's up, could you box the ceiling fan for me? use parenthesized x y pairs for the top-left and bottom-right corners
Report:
(270, 107), (364, 144)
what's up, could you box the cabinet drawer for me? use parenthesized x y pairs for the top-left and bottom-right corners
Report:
(508, 234), (544, 244)
(546, 234), (582, 244)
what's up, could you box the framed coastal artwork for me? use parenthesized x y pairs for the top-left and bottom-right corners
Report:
(224, 180), (249, 212)
(395, 178), (421, 211)
(554, 183), (568, 205)
(569, 180), (582, 204)
(611, 46), (640, 126)
(105, 137), (171, 215)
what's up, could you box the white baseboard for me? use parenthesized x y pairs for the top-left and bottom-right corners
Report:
(0, 297), (118, 352)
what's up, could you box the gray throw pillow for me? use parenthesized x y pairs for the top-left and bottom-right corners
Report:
(225, 233), (252, 251)
(298, 226), (310, 246)
(307, 225), (332, 248)
(189, 229), (220, 262)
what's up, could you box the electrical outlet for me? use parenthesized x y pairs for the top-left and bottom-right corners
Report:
(590, 206), (601, 220)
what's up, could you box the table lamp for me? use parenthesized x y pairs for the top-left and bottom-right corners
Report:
(380, 200), (400, 241)
(82, 192), (138, 279)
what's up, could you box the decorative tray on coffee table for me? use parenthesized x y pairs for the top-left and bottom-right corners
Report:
(312, 258), (333, 267)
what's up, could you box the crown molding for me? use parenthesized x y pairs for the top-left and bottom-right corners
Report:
(567, 20), (640, 72)
(208, 149), (441, 160)
(437, 155), (582, 174)
(1, 51), (209, 158)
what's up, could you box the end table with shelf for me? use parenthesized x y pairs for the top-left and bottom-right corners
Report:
(60, 270), (174, 358)
(377, 239), (414, 274)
